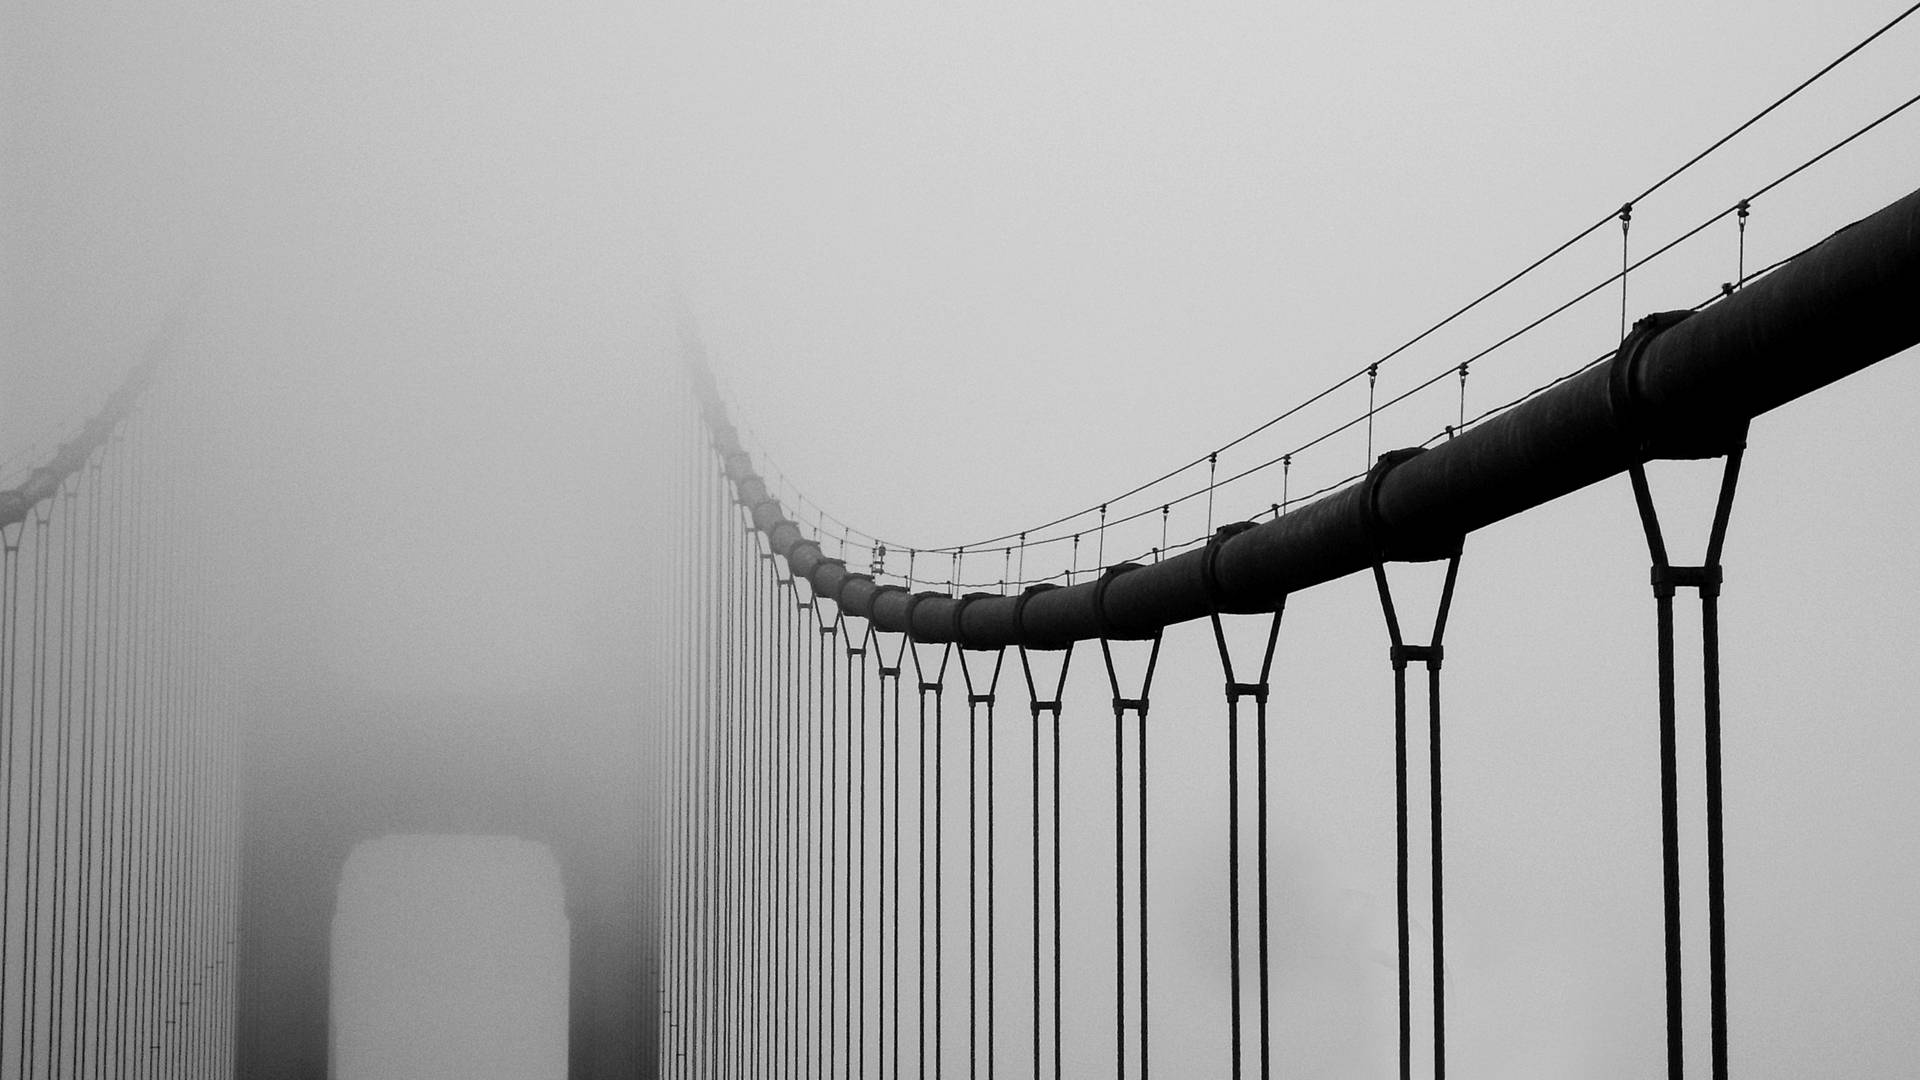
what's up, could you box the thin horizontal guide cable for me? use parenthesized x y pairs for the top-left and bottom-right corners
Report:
(728, 87), (1920, 566)
(715, 9), (1920, 558)
(691, 182), (1920, 651)
(895, 243), (1832, 595)
(970, 90), (1920, 551)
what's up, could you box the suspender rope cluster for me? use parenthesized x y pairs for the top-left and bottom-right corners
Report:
(0, 363), (237, 1079)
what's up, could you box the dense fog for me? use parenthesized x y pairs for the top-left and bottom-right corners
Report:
(4, 0), (1920, 1076)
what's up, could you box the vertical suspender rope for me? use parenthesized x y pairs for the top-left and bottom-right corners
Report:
(1644, 465), (1685, 1080)
(23, 500), (53, 1077)
(0, 515), (20, 1072)
(735, 509), (753, 1076)
(145, 428), (164, 1071)
(879, 629), (906, 1080)
(767, 549), (779, 1077)
(1098, 585), (1162, 1080)
(825, 606), (841, 1080)
(1628, 443), (1745, 1080)
(817, 601), (833, 1078)
(840, 612), (854, 1080)
(117, 423), (141, 1079)
(750, 541), (764, 1076)
(746, 521), (758, 1077)
(934, 643), (945, 1080)
(167, 490), (190, 1072)
(719, 502), (737, 1077)
(152, 471), (173, 1076)
(1052, 672), (1064, 1080)
(765, 551), (779, 1079)
(665, 415), (690, 1080)
(1254, 620), (1277, 1080)
(759, 541), (776, 1077)
(50, 477), (78, 1079)
(1371, 549), (1462, 1080)
(794, 575), (810, 1076)
(813, 585), (827, 1080)
(1613, 309), (1747, 1080)
(151, 420), (171, 1074)
(98, 434), (126, 1078)
(984, 648), (1003, 1080)
(717, 463), (733, 1075)
(1026, 648), (1046, 1080)
(970, 661), (980, 1080)
(802, 583), (815, 1077)
(671, 446), (693, 1078)
(1220, 625), (1247, 1080)
(844, 612), (856, 1080)
(960, 644), (1004, 1080)
(130, 413), (155, 1079)
(801, 582), (818, 1080)
(659, 413), (676, 1080)
(794, 573), (807, 1080)
(852, 624), (870, 1080)
(912, 638), (951, 1080)
(1365, 448), (1465, 1080)
(781, 558), (799, 1080)
(749, 537), (765, 1075)
(684, 452), (705, 1075)
(730, 514), (743, 1077)
(819, 595), (834, 1080)
(918, 635), (930, 1080)
(986, 662), (997, 1080)
(704, 451), (724, 1073)
(876, 630), (901, 1080)
(739, 523), (754, 1075)
(1017, 630), (1072, 1080)
(691, 454), (711, 1074)
(142, 416), (167, 1077)
(727, 512), (740, 1078)
(680, 420), (698, 1080)
(74, 452), (104, 1078)
(1209, 585), (1284, 1080)
(130, 429), (148, 1076)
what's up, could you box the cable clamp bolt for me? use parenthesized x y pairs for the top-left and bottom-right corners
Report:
(1651, 564), (1721, 598)
(1390, 643), (1443, 670)
(1224, 682), (1268, 704)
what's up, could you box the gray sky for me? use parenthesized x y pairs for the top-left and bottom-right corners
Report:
(4, 0), (1919, 1075)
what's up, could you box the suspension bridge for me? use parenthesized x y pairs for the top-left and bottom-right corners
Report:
(1, 6), (1919, 1079)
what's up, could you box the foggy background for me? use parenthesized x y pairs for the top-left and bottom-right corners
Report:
(5, 0), (1919, 1076)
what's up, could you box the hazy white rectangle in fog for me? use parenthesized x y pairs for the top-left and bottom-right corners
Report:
(331, 834), (568, 1080)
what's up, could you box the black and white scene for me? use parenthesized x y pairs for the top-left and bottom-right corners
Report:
(3, 1), (1919, 1077)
